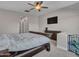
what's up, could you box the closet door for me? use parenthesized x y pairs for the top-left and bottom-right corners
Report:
(19, 17), (29, 33)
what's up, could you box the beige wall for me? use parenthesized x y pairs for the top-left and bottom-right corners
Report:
(28, 15), (40, 32)
(38, 5), (79, 50)
(0, 3), (79, 34)
(0, 9), (40, 33)
(0, 9), (25, 34)
(39, 5), (79, 34)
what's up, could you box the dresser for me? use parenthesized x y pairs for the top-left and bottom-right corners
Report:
(45, 30), (61, 40)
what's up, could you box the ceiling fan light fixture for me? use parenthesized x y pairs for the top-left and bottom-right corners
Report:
(35, 4), (41, 11)
(25, 1), (48, 12)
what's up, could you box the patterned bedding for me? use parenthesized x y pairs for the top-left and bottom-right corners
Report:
(0, 33), (50, 52)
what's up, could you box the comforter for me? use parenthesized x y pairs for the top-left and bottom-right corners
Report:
(0, 33), (50, 52)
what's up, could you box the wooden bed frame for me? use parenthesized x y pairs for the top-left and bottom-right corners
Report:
(0, 31), (50, 57)
(29, 31), (49, 37)
(10, 43), (50, 57)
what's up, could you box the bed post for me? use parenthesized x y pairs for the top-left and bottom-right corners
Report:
(45, 43), (50, 51)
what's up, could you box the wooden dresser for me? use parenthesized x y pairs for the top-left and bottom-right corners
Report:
(45, 30), (61, 40)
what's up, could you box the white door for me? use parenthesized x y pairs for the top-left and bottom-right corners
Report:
(19, 17), (29, 33)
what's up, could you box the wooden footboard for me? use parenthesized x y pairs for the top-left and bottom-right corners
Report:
(0, 43), (50, 57)
(45, 43), (50, 51)
(10, 43), (50, 57)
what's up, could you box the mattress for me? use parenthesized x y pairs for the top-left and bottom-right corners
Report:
(0, 33), (50, 52)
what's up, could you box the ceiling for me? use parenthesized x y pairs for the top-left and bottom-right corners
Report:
(0, 1), (78, 16)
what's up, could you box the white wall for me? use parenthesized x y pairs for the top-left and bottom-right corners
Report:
(0, 8), (40, 33)
(0, 9), (25, 33)
(38, 4), (79, 51)
(28, 15), (40, 32)
(1, 3), (79, 34)
(39, 5), (79, 34)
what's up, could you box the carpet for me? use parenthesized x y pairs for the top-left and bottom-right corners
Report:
(34, 40), (77, 57)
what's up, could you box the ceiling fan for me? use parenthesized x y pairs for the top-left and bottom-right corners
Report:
(24, 1), (48, 12)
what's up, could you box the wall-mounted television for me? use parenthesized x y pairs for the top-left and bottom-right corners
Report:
(47, 16), (58, 24)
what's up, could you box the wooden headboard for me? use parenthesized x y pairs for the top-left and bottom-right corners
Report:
(29, 31), (48, 37)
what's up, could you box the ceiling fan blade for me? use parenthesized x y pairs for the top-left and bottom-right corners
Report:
(24, 10), (30, 12)
(29, 8), (34, 10)
(40, 1), (43, 4)
(27, 3), (34, 6)
(42, 6), (48, 9)
(24, 8), (34, 12)
(35, 1), (43, 5)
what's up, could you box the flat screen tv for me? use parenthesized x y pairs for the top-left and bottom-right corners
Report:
(47, 16), (58, 24)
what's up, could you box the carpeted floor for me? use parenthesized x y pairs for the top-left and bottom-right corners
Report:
(34, 40), (78, 57)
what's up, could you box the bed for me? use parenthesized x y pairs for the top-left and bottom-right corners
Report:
(0, 31), (50, 57)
